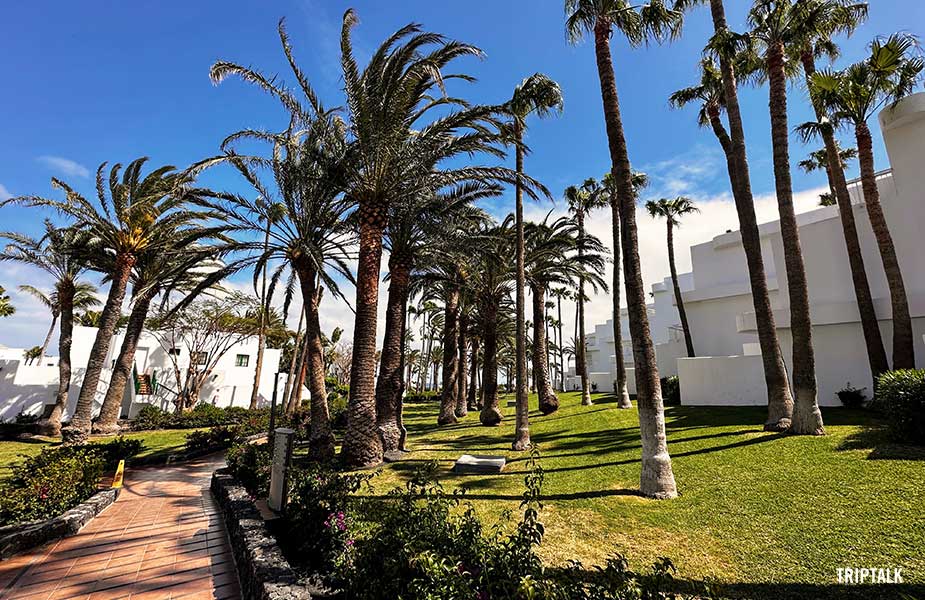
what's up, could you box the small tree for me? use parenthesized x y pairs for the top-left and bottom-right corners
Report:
(147, 293), (260, 411)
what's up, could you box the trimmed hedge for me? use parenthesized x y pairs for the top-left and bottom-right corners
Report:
(876, 369), (925, 444)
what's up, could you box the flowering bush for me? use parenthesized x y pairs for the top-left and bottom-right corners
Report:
(0, 437), (141, 526)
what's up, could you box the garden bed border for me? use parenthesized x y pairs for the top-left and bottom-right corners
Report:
(0, 488), (119, 560)
(211, 468), (329, 600)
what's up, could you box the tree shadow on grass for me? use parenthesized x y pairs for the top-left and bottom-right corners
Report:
(714, 581), (925, 600)
(836, 423), (925, 461)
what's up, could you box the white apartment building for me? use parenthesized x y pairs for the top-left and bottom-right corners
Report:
(0, 325), (281, 422)
(577, 92), (925, 407)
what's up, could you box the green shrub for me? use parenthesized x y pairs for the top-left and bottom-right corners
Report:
(0, 437), (141, 527)
(404, 391), (441, 404)
(284, 464), (372, 579)
(226, 442), (273, 497)
(661, 376), (681, 406)
(836, 383), (867, 409)
(876, 369), (925, 444)
(133, 404), (174, 430)
(328, 393), (348, 430)
(184, 425), (242, 452)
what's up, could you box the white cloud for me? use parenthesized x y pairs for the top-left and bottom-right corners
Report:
(0, 184), (11, 201)
(37, 156), (90, 178)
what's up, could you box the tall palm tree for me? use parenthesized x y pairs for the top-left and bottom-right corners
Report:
(746, 0), (825, 436)
(798, 145), (858, 206)
(209, 20), (358, 459)
(565, 184), (606, 406)
(645, 197), (699, 358)
(789, 1), (888, 383)
(0, 224), (96, 436)
(0, 286), (13, 317)
(601, 170), (649, 408)
(250, 201), (287, 411)
(93, 246), (225, 434)
(526, 214), (607, 415)
(7, 159), (216, 442)
(566, 0), (681, 499)
(808, 34), (920, 370)
(504, 73), (564, 450)
(550, 287), (569, 391)
(672, 0), (794, 433)
(18, 283), (99, 360)
(472, 219), (516, 426)
(337, 11), (542, 467)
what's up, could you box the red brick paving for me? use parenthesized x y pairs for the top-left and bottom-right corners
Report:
(0, 454), (241, 600)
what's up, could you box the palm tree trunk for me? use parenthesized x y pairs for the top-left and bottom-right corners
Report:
(468, 337), (480, 411)
(576, 210), (593, 406)
(456, 311), (469, 418)
(479, 301), (503, 426)
(707, 0), (793, 432)
(297, 262), (334, 461)
(513, 124), (531, 448)
(342, 203), (386, 467)
(594, 19), (677, 499)
(610, 195), (633, 409)
(94, 288), (156, 434)
(288, 337), (309, 413)
(801, 50), (887, 380)
(855, 121), (915, 370)
(376, 253), (411, 454)
(557, 295), (565, 392)
(37, 283), (73, 437)
(439, 287), (461, 425)
(666, 222), (695, 358)
(39, 314), (57, 359)
(532, 284), (559, 414)
(282, 307), (304, 414)
(250, 221), (272, 410)
(767, 42), (824, 435)
(64, 254), (135, 442)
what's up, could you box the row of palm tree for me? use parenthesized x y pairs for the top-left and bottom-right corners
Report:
(669, 0), (921, 437)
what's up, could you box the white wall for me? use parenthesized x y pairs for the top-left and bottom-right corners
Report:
(0, 325), (281, 422)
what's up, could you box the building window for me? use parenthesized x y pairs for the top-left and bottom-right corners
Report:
(235, 354), (250, 367)
(168, 348), (181, 356)
(191, 351), (209, 366)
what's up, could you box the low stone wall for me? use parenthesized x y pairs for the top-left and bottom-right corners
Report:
(211, 469), (329, 600)
(0, 488), (119, 560)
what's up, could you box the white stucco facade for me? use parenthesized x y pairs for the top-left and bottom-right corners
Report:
(579, 92), (925, 407)
(0, 325), (281, 422)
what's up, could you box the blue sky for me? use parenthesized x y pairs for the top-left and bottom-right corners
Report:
(1, 1), (923, 348)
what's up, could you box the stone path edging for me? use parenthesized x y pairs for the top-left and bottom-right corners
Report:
(0, 488), (120, 560)
(211, 469), (330, 600)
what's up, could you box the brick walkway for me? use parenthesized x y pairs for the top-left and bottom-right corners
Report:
(0, 454), (241, 599)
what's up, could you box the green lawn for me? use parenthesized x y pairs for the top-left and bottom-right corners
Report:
(368, 392), (925, 593)
(0, 428), (199, 481)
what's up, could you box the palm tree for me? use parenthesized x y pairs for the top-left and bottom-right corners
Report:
(601, 170), (649, 408)
(526, 214), (607, 415)
(745, 0), (825, 436)
(472, 219), (516, 426)
(550, 287), (570, 391)
(672, 0), (794, 433)
(93, 245), (224, 434)
(18, 283), (99, 360)
(7, 159), (215, 442)
(808, 33), (921, 370)
(789, 1), (887, 384)
(0, 223), (97, 436)
(566, 0), (681, 499)
(337, 11), (543, 467)
(250, 201), (287, 411)
(645, 197), (699, 358)
(565, 184), (605, 406)
(798, 145), (858, 206)
(0, 286), (13, 317)
(504, 73), (564, 450)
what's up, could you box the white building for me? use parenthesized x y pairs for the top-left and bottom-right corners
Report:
(0, 325), (281, 422)
(580, 92), (925, 407)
